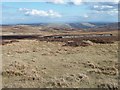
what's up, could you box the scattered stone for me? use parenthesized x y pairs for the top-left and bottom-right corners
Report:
(31, 60), (35, 62)
(87, 69), (102, 74)
(82, 40), (94, 45)
(84, 62), (96, 69)
(97, 83), (118, 90)
(63, 40), (93, 47)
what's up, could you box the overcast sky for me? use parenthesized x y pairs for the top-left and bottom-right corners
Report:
(1, 0), (119, 24)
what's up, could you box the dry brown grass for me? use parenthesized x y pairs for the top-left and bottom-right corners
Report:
(2, 39), (118, 88)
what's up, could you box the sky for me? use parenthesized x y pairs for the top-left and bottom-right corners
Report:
(1, 0), (119, 24)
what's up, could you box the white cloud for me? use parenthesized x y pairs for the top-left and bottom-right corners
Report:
(19, 8), (62, 18)
(83, 14), (89, 18)
(47, 0), (65, 4)
(92, 3), (118, 16)
(95, 8), (118, 16)
(70, 0), (83, 5)
(110, 0), (119, 4)
(2, 0), (120, 3)
(46, 0), (119, 5)
(107, 9), (118, 15)
(93, 5), (114, 9)
(47, 0), (83, 5)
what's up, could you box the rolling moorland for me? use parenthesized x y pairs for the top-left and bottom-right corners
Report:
(1, 22), (119, 88)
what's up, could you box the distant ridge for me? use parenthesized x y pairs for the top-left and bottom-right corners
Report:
(1, 22), (119, 30)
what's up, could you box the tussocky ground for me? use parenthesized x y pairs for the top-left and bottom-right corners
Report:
(2, 39), (118, 88)
(1, 25), (119, 88)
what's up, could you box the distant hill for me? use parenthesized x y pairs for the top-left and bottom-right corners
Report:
(87, 22), (119, 31)
(43, 23), (72, 29)
(42, 22), (119, 31)
(1, 22), (119, 31)
(69, 23), (96, 29)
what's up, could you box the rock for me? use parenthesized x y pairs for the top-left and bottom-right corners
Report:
(82, 40), (94, 45)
